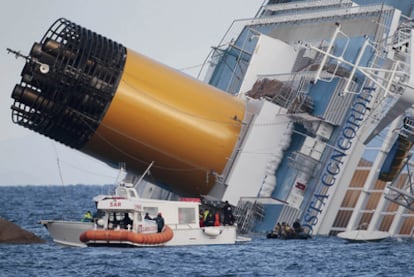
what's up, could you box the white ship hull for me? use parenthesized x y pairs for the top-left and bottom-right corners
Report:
(41, 220), (94, 247)
(337, 230), (391, 243)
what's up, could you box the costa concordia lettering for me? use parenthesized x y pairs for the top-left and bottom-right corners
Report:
(303, 88), (374, 234)
(9, 1), (414, 237)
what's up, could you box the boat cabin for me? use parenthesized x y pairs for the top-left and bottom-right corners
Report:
(95, 195), (201, 234)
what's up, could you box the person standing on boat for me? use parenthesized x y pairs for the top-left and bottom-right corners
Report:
(81, 211), (93, 222)
(144, 213), (152, 220)
(214, 211), (221, 226)
(282, 222), (295, 238)
(122, 213), (133, 230)
(199, 210), (205, 227)
(204, 210), (215, 226)
(155, 212), (165, 233)
(223, 201), (234, 225)
(273, 222), (281, 236)
(203, 209), (210, 223)
(293, 219), (303, 234)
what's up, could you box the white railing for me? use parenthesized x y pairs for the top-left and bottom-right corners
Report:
(263, 0), (353, 13)
(245, 5), (395, 28)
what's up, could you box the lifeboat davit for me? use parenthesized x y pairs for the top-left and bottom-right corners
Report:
(79, 226), (174, 246)
(379, 135), (413, 182)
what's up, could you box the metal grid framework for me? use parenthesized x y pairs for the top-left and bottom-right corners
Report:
(385, 160), (414, 211)
(11, 18), (126, 149)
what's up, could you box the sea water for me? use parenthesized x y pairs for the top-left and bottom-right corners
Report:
(0, 185), (413, 277)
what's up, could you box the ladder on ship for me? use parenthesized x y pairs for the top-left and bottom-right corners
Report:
(234, 199), (265, 234)
(384, 115), (414, 210)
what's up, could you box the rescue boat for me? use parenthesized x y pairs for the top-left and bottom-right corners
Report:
(41, 180), (243, 247)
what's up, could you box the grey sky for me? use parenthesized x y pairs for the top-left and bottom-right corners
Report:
(0, 0), (263, 185)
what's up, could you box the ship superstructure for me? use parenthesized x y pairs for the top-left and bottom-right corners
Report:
(200, 0), (414, 236)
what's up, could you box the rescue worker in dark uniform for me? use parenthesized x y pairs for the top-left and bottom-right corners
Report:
(223, 201), (235, 225)
(155, 212), (165, 233)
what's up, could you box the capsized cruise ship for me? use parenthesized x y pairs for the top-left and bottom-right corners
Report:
(198, 0), (414, 237)
(8, 0), (414, 238)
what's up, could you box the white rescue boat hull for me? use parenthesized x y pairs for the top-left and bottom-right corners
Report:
(337, 230), (390, 242)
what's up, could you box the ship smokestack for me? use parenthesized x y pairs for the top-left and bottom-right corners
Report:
(10, 18), (245, 196)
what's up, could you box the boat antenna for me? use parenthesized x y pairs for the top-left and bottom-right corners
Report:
(134, 161), (154, 189)
(51, 142), (65, 186)
(6, 48), (30, 61)
(6, 48), (50, 74)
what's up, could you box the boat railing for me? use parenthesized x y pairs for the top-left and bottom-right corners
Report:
(288, 152), (319, 177)
(197, 18), (258, 82)
(262, 0), (353, 16)
(234, 198), (265, 234)
(245, 5), (395, 29)
(255, 72), (316, 114)
(168, 223), (203, 230)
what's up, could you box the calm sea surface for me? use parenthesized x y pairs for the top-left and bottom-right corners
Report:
(0, 185), (413, 277)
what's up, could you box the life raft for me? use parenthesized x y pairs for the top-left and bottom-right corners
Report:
(79, 225), (174, 245)
(266, 232), (311, 240)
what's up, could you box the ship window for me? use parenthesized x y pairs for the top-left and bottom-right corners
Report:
(108, 212), (126, 229)
(143, 207), (158, 218)
(128, 190), (136, 198)
(117, 187), (128, 198)
(178, 207), (196, 224)
(114, 212), (124, 221)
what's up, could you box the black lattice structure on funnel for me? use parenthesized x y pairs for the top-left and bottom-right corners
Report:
(11, 18), (126, 149)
